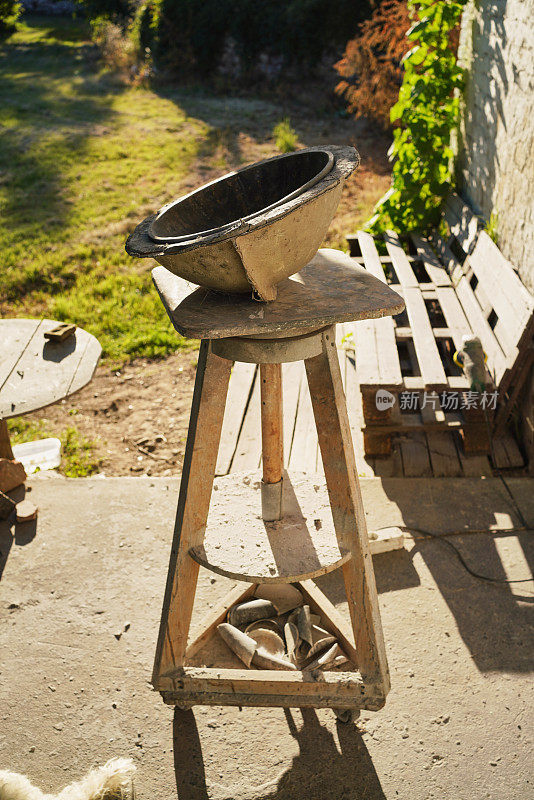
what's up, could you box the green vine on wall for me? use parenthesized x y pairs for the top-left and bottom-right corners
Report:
(368, 0), (468, 235)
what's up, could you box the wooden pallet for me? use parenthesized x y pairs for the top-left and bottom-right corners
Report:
(346, 195), (534, 470)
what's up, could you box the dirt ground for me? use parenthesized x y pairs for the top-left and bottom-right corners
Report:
(11, 112), (392, 477)
(20, 353), (199, 476)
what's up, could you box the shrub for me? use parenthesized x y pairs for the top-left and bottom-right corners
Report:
(368, 0), (469, 234)
(91, 15), (138, 71)
(0, 0), (21, 39)
(284, 0), (367, 66)
(273, 118), (298, 153)
(81, 0), (134, 24)
(145, 0), (229, 76)
(335, 0), (411, 130)
(145, 0), (372, 77)
(130, 0), (157, 55)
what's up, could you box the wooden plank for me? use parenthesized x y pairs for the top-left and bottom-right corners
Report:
(455, 276), (507, 383)
(352, 318), (380, 386)
(385, 230), (447, 387)
(399, 432), (432, 477)
(0, 318), (42, 390)
(434, 285), (473, 350)
(216, 362), (255, 475)
(162, 690), (373, 711)
(352, 313), (404, 388)
(0, 320), (101, 419)
(494, 348), (534, 435)
(166, 667), (366, 696)
(420, 392), (462, 476)
(431, 233), (465, 284)
(361, 416), (463, 433)
(282, 361), (303, 464)
(160, 667), (385, 710)
(289, 369), (318, 472)
(231, 368), (262, 472)
(459, 452), (492, 477)
(384, 231), (419, 287)
(152, 248), (404, 341)
(491, 436), (524, 469)
(152, 342), (232, 685)
(305, 328), (390, 690)
(355, 233), (404, 387)
(467, 232), (534, 359)
(357, 231), (387, 281)
(403, 287), (448, 387)
(410, 234), (452, 287)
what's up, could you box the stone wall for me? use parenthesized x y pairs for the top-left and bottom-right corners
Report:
(458, 0), (534, 289)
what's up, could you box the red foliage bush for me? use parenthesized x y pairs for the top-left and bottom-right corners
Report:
(335, 0), (411, 130)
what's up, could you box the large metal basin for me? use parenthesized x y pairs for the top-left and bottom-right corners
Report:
(125, 145), (359, 300)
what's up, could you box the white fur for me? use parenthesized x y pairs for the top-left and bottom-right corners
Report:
(0, 758), (135, 800)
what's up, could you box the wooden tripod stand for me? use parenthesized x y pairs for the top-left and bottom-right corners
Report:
(151, 249), (404, 714)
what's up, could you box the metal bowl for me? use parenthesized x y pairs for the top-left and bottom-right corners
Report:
(125, 145), (359, 301)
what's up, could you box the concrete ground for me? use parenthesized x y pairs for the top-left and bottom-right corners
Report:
(1, 474), (533, 799)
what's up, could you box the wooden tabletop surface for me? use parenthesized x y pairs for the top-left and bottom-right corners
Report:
(0, 319), (101, 419)
(152, 248), (405, 340)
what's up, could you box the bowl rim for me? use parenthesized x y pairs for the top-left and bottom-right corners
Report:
(148, 148), (335, 244)
(125, 144), (359, 259)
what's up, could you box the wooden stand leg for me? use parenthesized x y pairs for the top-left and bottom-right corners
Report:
(259, 363), (284, 521)
(0, 419), (14, 460)
(152, 341), (233, 688)
(305, 327), (390, 694)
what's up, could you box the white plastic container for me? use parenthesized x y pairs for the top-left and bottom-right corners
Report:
(12, 438), (61, 474)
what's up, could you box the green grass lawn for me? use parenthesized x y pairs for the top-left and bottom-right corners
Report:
(0, 16), (210, 361)
(1, 16), (390, 366)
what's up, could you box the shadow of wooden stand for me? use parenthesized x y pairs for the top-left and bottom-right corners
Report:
(150, 249), (404, 720)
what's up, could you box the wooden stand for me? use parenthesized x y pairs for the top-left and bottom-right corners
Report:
(151, 249), (404, 716)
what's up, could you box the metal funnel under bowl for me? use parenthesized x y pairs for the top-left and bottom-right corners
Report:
(125, 145), (359, 301)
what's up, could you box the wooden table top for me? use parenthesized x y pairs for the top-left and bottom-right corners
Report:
(152, 248), (405, 340)
(0, 319), (101, 419)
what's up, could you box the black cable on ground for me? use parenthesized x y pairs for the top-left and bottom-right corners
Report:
(391, 391), (534, 585)
(397, 525), (533, 584)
